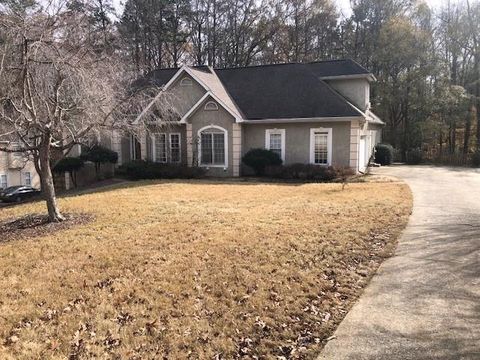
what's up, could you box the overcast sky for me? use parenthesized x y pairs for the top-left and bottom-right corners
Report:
(335, 0), (447, 17)
(111, 0), (451, 19)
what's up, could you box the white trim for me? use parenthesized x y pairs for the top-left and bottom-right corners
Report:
(129, 134), (136, 160)
(319, 74), (376, 82)
(151, 133), (167, 163)
(197, 125), (228, 168)
(309, 128), (333, 166)
(239, 116), (363, 124)
(163, 65), (208, 92)
(204, 101), (219, 111)
(23, 171), (32, 186)
(0, 174), (7, 189)
(180, 91), (242, 123)
(265, 129), (286, 162)
(169, 133), (181, 163)
(179, 77), (193, 86)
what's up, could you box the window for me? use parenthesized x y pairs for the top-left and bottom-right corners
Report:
(152, 133), (167, 163)
(265, 129), (285, 162)
(310, 128), (332, 165)
(198, 126), (227, 167)
(130, 135), (142, 160)
(11, 143), (22, 159)
(204, 101), (219, 111)
(180, 77), (192, 86)
(169, 133), (181, 163)
(0, 174), (7, 189)
(23, 172), (31, 186)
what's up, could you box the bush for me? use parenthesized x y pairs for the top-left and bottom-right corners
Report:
(471, 151), (480, 167)
(264, 163), (354, 182)
(406, 148), (423, 165)
(53, 157), (85, 188)
(242, 148), (283, 176)
(117, 161), (206, 180)
(80, 145), (118, 179)
(374, 144), (394, 165)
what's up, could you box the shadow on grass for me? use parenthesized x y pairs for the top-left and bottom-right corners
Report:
(57, 176), (356, 199)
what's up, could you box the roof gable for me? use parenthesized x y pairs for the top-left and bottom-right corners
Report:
(135, 59), (373, 122)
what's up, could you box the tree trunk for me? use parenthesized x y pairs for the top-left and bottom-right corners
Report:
(463, 104), (472, 154)
(39, 137), (64, 222)
(475, 54), (480, 149)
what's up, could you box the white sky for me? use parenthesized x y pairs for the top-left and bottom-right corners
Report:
(336, 0), (449, 17)
(111, 0), (457, 19)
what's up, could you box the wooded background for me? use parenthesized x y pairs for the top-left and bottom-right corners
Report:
(4, 0), (480, 164)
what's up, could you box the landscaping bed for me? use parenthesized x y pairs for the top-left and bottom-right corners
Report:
(0, 179), (411, 359)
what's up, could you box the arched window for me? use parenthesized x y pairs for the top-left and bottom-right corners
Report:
(204, 101), (219, 111)
(180, 77), (192, 86)
(198, 126), (228, 167)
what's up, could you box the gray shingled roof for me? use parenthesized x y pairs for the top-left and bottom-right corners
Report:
(307, 59), (370, 77)
(215, 63), (362, 120)
(136, 59), (371, 120)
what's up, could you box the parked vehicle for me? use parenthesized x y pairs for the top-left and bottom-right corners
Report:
(0, 186), (41, 203)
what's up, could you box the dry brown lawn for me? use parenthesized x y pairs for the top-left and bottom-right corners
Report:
(0, 179), (411, 359)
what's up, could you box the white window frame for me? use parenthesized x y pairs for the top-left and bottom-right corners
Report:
(169, 133), (181, 163)
(179, 77), (192, 86)
(130, 135), (138, 160)
(204, 101), (219, 111)
(265, 129), (286, 162)
(309, 127), (333, 166)
(0, 174), (7, 189)
(23, 172), (32, 186)
(197, 125), (228, 168)
(151, 133), (167, 163)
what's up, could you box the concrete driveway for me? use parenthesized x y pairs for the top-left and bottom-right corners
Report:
(319, 165), (480, 360)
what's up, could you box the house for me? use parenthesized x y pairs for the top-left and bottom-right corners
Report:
(113, 59), (384, 177)
(0, 142), (40, 189)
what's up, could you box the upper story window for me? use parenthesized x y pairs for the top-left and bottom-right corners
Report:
(204, 101), (219, 111)
(265, 129), (285, 162)
(310, 128), (332, 166)
(180, 77), (192, 86)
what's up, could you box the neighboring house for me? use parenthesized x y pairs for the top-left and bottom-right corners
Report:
(0, 142), (40, 189)
(114, 59), (384, 176)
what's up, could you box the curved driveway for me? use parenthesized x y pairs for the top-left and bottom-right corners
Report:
(319, 165), (480, 360)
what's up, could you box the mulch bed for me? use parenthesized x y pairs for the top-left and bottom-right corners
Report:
(0, 213), (93, 243)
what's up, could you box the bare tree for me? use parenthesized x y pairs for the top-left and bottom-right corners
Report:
(0, 5), (177, 222)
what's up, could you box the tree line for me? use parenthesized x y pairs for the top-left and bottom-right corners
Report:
(3, 0), (480, 162)
(114, 0), (479, 163)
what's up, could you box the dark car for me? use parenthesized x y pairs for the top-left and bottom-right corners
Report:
(0, 186), (41, 203)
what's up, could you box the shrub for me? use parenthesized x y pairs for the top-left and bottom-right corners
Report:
(264, 163), (354, 182)
(374, 144), (394, 165)
(471, 151), (480, 167)
(117, 161), (206, 180)
(406, 148), (423, 165)
(53, 157), (85, 188)
(80, 145), (118, 179)
(242, 148), (283, 176)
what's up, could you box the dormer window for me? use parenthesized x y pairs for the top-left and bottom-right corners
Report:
(180, 77), (192, 86)
(204, 101), (219, 111)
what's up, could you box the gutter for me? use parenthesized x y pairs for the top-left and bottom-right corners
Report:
(239, 116), (364, 124)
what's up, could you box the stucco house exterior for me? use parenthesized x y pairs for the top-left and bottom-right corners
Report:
(0, 142), (40, 190)
(113, 59), (383, 177)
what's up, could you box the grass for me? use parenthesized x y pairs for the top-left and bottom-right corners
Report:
(0, 179), (412, 359)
